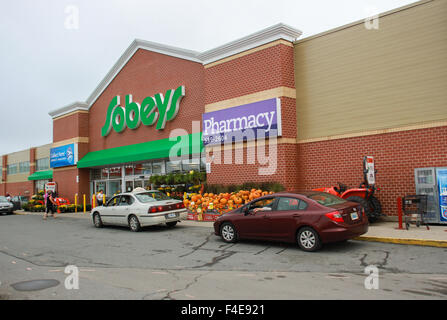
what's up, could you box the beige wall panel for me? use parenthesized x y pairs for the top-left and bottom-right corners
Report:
(294, 0), (447, 140)
(7, 173), (29, 183)
(36, 144), (52, 159)
(7, 150), (30, 164)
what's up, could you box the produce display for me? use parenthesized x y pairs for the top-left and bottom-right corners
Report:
(183, 189), (275, 221)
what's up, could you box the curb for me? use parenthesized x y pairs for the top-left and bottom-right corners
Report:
(354, 236), (447, 248)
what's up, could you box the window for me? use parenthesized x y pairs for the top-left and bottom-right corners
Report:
(166, 160), (182, 173)
(106, 196), (120, 207)
(276, 197), (308, 211)
(19, 161), (30, 173)
(7, 164), (18, 175)
(119, 195), (134, 206)
(200, 157), (207, 171)
(152, 161), (164, 174)
(134, 163), (152, 175)
(182, 158), (200, 172)
(306, 192), (346, 206)
(248, 198), (276, 212)
(36, 158), (49, 171)
(124, 165), (134, 176)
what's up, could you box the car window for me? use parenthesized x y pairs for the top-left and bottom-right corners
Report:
(248, 198), (276, 211)
(0, 196), (7, 202)
(276, 197), (307, 211)
(134, 191), (171, 203)
(106, 196), (120, 207)
(306, 192), (346, 206)
(119, 196), (134, 206)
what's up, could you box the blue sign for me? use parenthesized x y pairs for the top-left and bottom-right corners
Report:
(50, 143), (76, 168)
(437, 168), (447, 222)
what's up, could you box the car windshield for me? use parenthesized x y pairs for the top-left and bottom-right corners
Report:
(0, 196), (8, 202)
(306, 192), (346, 206)
(134, 191), (171, 203)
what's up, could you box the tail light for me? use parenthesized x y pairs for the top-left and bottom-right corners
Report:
(148, 206), (166, 213)
(176, 202), (185, 209)
(325, 211), (344, 223)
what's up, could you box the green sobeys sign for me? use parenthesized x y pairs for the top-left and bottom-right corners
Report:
(101, 85), (185, 137)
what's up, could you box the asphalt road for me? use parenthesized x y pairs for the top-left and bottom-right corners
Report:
(0, 214), (446, 300)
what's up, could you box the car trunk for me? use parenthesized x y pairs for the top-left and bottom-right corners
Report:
(327, 202), (364, 225)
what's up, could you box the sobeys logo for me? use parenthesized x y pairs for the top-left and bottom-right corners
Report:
(101, 85), (185, 137)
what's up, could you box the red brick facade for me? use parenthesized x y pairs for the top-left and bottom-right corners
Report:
(296, 126), (447, 216)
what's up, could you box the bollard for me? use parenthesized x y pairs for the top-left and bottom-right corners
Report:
(396, 197), (405, 230)
(83, 194), (86, 213)
(103, 194), (106, 206)
(92, 194), (96, 209)
(75, 194), (78, 213)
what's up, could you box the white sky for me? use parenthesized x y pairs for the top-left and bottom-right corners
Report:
(0, 0), (418, 155)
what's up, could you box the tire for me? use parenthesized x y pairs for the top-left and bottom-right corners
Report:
(297, 227), (322, 252)
(368, 196), (382, 222)
(220, 222), (238, 243)
(166, 221), (178, 228)
(93, 212), (103, 228)
(346, 196), (376, 223)
(128, 215), (141, 232)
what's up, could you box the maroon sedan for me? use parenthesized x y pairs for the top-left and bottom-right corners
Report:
(213, 191), (369, 251)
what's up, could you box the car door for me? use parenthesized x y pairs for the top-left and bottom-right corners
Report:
(116, 195), (134, 225)
(266, 197), (308, 240)
(101, 196), (120, 224)
(235, 197), (277, 239)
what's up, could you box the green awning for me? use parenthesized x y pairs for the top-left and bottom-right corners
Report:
(77, 132), (203, 169)
(28, 170), (53, 181)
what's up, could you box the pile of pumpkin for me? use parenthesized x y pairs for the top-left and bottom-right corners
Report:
(183, 189), (274, 215)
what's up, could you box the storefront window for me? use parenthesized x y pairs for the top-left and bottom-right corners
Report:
(182, 158), (200, 172)
(35, 179), (49, 194)
(166, 160), (182, 173)
(101, 168), (109, 179)
(134, 163), (152, 175)
(19, 161), (30, 173)
(108, 167), (122, 178)
(7, 164), (18, 175)
(124, 165), (134, 176)
(152, 161), (164, 174)
(201, 157), (207, 171)
(91, 169), (101, 180)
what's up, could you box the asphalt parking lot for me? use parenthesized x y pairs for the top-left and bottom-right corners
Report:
(0, 214), (446, 300)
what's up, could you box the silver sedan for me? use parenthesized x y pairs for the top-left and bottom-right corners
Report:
(91, 190), (187, 232)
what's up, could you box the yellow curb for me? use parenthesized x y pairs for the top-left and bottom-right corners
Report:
(354, 236), (447, 248)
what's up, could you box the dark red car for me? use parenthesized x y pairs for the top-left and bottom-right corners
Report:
(213, 191), (369, 251)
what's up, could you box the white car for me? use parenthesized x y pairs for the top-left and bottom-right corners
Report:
(91, 189), (187, 232)
(0, 196), (14, 215)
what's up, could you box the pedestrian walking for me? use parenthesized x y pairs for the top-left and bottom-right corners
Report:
(43, 191), (56, 220)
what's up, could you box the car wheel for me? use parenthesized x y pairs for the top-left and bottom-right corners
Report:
(93, 212), (103, 228)
(297, 227), (322, 252)
(129, 215), (141, 232)
(166, 221), (177, 228)
(220, 222), (238, 243)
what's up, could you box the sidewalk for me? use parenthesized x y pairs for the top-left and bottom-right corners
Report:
(13, 210), (447, 247)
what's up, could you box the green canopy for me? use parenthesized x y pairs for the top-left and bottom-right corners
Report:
(28, 170), (53, 181)
(77, 132), (203, 169)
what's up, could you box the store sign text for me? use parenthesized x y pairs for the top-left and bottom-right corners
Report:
(101, 85), (185, 137)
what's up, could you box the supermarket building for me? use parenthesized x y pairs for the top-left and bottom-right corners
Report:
(1, 0), (446, 217)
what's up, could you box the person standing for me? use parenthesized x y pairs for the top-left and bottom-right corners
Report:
(6, 193), (11, 202)
(96, 189), (104, 206)
(43, 191), (56, 220)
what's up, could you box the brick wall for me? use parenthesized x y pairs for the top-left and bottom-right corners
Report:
(296, 126), (447, 216)
(88, 49), (205, 152)
(204, 43), (297, 190)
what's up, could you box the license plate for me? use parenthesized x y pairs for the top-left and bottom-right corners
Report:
(166, 213), (177, 219)
(351, 212), (359, 220)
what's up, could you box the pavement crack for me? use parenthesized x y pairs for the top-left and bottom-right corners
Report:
(179, 232), (214, 258)
(254, 246), (270, 256)
(161, 271), (210, 300)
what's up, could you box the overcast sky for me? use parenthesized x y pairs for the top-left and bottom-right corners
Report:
(0, 0), (418, 156)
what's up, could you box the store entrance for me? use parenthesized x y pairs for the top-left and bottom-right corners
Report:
(124, 179), (146, 193)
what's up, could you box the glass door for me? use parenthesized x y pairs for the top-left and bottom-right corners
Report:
(108, 180), (121, 198)
(125, 180), (134, 193)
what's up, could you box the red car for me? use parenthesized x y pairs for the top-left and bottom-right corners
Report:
(213, 191), (369, 251)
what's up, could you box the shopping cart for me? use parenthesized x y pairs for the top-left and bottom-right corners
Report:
(402, 195), (429, 230)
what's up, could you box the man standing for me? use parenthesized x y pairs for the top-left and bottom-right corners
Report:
(97, 189), (104, 206)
